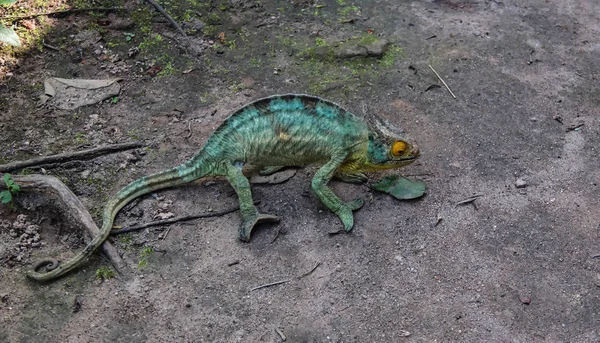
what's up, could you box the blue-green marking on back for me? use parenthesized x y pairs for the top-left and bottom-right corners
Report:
(269, 96), (305, 113)
(315, 101), (341, 119)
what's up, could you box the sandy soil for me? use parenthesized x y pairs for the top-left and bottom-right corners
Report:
(1, 0), (599, 342)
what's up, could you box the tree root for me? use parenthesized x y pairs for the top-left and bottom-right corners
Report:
(110, 204), (241, 235)
(0, 142), (142, 173)
(144, 0), (186, 36)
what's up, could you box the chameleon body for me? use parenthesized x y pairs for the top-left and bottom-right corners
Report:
(28, 94), (420, 281)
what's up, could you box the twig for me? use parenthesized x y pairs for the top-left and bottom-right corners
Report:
(297, 261), (321, 279)
(4, 174), (128, 275)
(0, 7), (126, 21)
(110, 204), (240, 235)
(161, 226), (172, 240)
(144, 0), (186, 36)
(428, 65), (457, 99)
(42, 39), (60, 51)
(403, 172), (435, 177)
(250, 279), (291, 292)
(456, 194), (483, 206)
(269, 227), (281, 244)
(185, 121), (193, 139)
(275, 328), (287, 341)
(0, 142), (142, 173)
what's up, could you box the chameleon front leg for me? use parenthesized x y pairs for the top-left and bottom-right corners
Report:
(225, 163), (279, 242)
(312, 155), (365, 232)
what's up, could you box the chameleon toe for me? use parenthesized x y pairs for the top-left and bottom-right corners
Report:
(238, 213), (280, 242)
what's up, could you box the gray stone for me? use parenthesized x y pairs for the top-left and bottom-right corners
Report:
(364, 38), (390, 57)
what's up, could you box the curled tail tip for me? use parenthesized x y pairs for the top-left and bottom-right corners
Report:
(26, 257), (61, 282)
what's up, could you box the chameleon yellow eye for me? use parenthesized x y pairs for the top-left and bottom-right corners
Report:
(391, 141), (407, 157)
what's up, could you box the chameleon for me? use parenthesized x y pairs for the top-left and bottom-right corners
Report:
(27, 94), (420, 281)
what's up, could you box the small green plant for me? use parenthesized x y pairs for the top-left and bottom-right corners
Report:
(111, 96), (119, 104)
(126, 128), (139, 140)
(73, 132), (87, 144)
(96, 267), (115, 280)
(0, 0), (21, 47)
(138, 34), (163, 52)
(157, 62), (176, 77)
(123, 32), (135, 42)
(118, 234), (132, 244)
(0, 174), (20, 205)
(138, 246), (155, 268)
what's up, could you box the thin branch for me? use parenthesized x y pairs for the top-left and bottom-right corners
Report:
(110, 204), (240, 235)
(428, 65), (457, 99)
(275, 328), (286, 341)
(0, 142), (142, 173)
(456, 194), (483, 206)
(4, 174), (128, 275)
(0, 7), (126, 21)
(42, 39), (60, 51)
(297, 261), (321, 279)
(250, 279), (291, 292)
(144, 0), (186, 36)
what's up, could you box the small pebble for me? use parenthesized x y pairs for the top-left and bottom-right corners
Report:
(593, 274), (600, 288)
(515, 178), (528, 188)
(519, 295), (531, 304)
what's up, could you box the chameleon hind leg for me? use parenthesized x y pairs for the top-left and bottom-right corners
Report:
(225, 163), (280, 242)
(312, 154), (364, 232)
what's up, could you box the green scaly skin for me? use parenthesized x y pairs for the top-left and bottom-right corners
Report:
(27, 94), (420, 281)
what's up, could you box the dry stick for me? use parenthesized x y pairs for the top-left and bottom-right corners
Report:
(42, 39), (60, 51)
(5, 174), (128, 274)
(0, 7), (126, 21)
(297, 261), (321, 279)
(0, 142), (142, 173)
(275, 328), (287, 341)
(250, 279), (291, 292)
(428, 65), (457, 99)
(144, 0), (186, 36)
(456, 194), (483, 206)
(110, 205), (240, 235)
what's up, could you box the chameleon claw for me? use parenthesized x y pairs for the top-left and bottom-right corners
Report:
(336, 199), (363, 232)
(238, 213), (280, 242)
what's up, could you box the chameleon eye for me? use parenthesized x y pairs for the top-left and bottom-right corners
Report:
(391, 141), (407, 157)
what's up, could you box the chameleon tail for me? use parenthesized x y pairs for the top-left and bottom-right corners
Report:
(27, 156), (213, 282)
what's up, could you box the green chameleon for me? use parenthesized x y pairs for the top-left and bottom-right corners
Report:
(28, 94), (420, 281)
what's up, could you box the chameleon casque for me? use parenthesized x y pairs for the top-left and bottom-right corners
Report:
(28, 94), (420, 281)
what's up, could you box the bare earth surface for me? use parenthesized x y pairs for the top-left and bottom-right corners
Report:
(1, 0), (599, 342)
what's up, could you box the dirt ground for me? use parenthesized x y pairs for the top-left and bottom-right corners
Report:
(1, 0), (599, 342)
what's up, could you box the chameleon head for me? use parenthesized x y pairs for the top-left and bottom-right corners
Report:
(364, 114), (420, 171)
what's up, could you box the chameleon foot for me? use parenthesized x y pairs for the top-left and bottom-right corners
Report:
(335, 199), (364, 232)
(238, 213), (280, 242)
